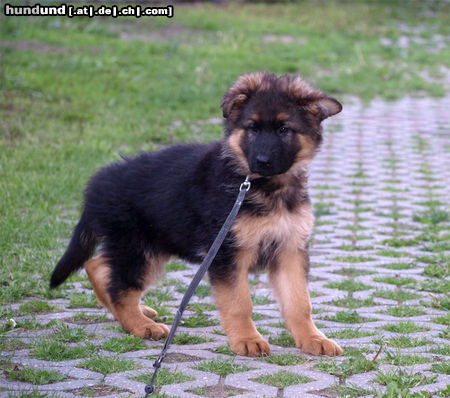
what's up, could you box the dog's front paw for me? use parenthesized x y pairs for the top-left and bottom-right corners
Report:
(298, 334), (343, 356)
(230, 336), (271, 357)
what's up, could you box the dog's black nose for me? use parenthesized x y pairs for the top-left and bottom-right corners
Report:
(256, 154), (271, 168)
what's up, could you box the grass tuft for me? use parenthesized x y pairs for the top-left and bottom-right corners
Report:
(252, 370), (313, 388)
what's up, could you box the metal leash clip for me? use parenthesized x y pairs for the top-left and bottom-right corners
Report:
(240, 175), (251, 192)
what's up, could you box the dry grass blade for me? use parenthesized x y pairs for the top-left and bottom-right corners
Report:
(365, 344), (383, 372)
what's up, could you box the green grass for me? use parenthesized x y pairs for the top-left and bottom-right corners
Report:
(67, 292), (101, 308)
(251, 370), (313, 388)
(1, 317), (51, 332)
(78, 355), (140, 375)
(31, 340), (98, 361)
(5, 390), (54, 398)
(213, 344), (235, 356)
(373, 336), (431, 348)
(194, 357), (251, 376)
(2, 0), (449, 305)
(65, 312), (109, 324)
(431, 362), (450, 375)
(314, 350), (377, 378)
(326, 384), (374, 398)
(333, 267), (375, 276)
(423, 262), (450, 278)
(382, 262), (415, 270)
(335, 244), (374, 251)
(380, 321), (430, 333)
(145, 287), (176, 302)
(436, 385), (450, 398)
(332, 255), (376, 263)
(172, 332), (214, 345)
(2, 363), (67, 385)
(187, 302), (216, 312)
(0, 338), (31, 351)
(187, 385), (245, 397)
(413, 208), (449, 225)
(373, 367), (437, 388)
(419, 278), (450, 293)
(251, 294), (273, 305)
(382, 350), (433, 366)
(327, 328), (376, 339)
(103, 325), (127, 334)
(260, 352), (309, 366)
(432, 313), (450, 326)
(268, 331), (296, 347)
(52, 322), (95, 342)
(18, 299), (57, 315)
(165, 260), (188, 272)
(375, 249), (411, 258)
(322, 310), (377, 323)
(133, 367), (194, 385)
(381, 237), (417, 247)
(325, 279), (372, 292)
(194, 284), (211, 298)
(327, 296), (375, 308)
(381, 306), (426, 317)
(181, 313), (219, 327)
(372, 289), (421, 302)
(372, 276), (416, 286)
(429, 343), (450, 356)
(102, 335), (148, 353)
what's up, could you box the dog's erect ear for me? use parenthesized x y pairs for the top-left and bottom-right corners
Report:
(304, 97), (342, 121)
(222, 72), (268, 119)
(282, 75), (342, 121)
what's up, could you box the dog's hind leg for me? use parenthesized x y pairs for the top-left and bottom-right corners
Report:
(269, 248), (343, 356)
(85, 255), (113, 309)
(85, 251), (169, 339)
(211, 249), (270, 357)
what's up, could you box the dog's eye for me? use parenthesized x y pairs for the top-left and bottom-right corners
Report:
(248, 124), (259, 133)
(279, 126), (289, 134)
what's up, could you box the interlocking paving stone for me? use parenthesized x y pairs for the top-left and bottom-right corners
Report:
(1, 95), (449, 397)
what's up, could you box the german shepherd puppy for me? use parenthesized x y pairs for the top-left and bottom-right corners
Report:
(50, 72), (343, 357)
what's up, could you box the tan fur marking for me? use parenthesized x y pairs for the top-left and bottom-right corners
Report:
(250, 113), (260, 122)
(213, 248), (270, 356)
(292, 134), (317, 169)
(85, 256), (112, 309)
(143, 252), (170, 292)
(232, 203), (313, 253)
(269, 249), (343, 356)
(276, 112), (290, 122)
(224, 128), (251, 174)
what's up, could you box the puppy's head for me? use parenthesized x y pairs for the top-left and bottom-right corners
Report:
(222, 72), (342, 177)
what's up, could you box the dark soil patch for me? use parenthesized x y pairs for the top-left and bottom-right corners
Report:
(108, 22), (213, 43)
(0, 40), (68, 53)
(148, 352), (202, 363)
(64, 315), (111, 325)
(188, 383), (249, 397)
(262, 33), (307, 45)
(308, 388), (339, 398)
(68, 384), (131, 397)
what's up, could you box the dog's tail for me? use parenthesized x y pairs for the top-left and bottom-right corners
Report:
(50, 212), (98, 289)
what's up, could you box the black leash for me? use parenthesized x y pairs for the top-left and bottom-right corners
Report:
(144, 176), (251, 397)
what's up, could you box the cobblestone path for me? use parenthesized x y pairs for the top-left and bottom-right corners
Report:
(0, 95), (449, 397)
